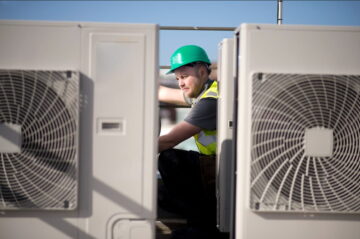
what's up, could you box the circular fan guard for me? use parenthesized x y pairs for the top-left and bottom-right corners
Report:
(0, 70), (78, 210)
(251, 73), (360, 213)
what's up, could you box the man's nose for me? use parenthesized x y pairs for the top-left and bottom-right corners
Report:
(178, 79), (185, 87)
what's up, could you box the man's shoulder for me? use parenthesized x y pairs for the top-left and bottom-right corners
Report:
(185, 98), (217, 130)
(187, 98), (217, 121)
(191, 96), (216, 107)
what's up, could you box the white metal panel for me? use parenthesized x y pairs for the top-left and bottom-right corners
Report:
(112, 220), (154, 239)
(216, 38), (235, 232)
(92, 32), (147, 213)
(80, 24), (158, 238)
(81, 22), (158, 239)
(0, 217), (79, 239)
(235, 23), (360, 239)
(0, 21), (80, 70)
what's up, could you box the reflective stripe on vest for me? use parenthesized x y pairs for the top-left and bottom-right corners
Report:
(194, 81), (218, 155)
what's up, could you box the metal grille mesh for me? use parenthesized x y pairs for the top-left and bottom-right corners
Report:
(0, 70), (78, 210)
(250, 73), (360, 213)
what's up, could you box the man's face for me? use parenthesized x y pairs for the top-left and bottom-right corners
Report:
(174, 65), (204, 98)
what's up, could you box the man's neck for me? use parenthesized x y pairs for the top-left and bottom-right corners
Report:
(195, 78), (211, 100)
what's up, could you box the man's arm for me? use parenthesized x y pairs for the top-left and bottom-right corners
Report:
(158, 121), (201, 152)
(159, 85), (188, 106)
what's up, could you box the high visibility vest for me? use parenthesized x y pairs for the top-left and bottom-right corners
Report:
(193, 81), (218, 155)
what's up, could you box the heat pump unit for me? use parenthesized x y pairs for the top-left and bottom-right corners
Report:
(235, 24), (360, 239)
(0, 20), (158, 239)
(216, 38), (235, 233)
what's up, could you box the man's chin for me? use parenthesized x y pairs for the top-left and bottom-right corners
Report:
(185, 92), (195, 98)
(182, 90), (192, 98)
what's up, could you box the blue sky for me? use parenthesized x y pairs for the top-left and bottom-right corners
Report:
(1, 1), (360, 65)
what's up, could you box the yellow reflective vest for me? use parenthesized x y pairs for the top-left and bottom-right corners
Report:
(193, 81), (218, 155)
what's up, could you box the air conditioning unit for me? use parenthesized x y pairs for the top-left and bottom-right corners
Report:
(0, 20), (158, 239)
(216, 38), (235, 233)
(234, 24), (360, 239)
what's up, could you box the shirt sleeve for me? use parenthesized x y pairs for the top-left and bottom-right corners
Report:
(184, 98), (217, 130)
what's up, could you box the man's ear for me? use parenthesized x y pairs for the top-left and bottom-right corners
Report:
(199, 65), (207, 78)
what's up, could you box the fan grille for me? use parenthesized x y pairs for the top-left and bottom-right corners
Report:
(250, 73), (360, 213)
(0, 70), (78, 210)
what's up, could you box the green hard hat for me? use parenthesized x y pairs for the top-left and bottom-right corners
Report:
(167, 45), (211, 74)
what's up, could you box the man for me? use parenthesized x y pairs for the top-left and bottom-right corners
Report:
(158, 45), (220, 239)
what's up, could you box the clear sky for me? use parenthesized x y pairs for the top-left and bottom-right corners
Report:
(1, 1), (360, 65)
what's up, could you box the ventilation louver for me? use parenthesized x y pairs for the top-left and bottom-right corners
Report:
(0, 70), (79, 210)
(250, 73), (360, 213)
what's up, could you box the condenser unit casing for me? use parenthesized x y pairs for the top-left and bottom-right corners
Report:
(0, 20), (158, 239)
(216, 38), (235, 233)
(235, 24), (360, 239)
